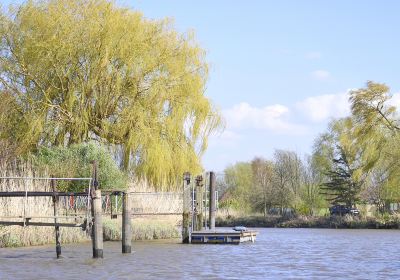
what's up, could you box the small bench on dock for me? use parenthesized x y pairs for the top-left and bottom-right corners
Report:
(191, 230), (258, 245)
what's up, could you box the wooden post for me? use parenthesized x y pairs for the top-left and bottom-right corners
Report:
(182, 172), (191, 244)
(195, 175), (204, 231)
(91, 189), (103, 258)
(122, 192), (132, 253)
(91, 161), (103, 258)
(209, 171), (216, 230)
(74, 194), (78, 223)
(51, 178), (61, 258)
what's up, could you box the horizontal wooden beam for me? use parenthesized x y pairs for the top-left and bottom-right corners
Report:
(0, 221), (85, 228)
(0, 177), (92, 181)
(0, 215), (87, 219)
(0, 191), (88, 197)
(131, 213), (182, 216)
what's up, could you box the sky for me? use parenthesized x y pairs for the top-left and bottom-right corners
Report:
(129, 0), (400, 171)
(2, 0), (400, 172)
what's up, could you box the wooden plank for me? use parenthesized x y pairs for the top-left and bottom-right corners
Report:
(0, 221), (84, 227)
(131, 213), (182, 216)
(0, 215), (86, 219)
(0, 191), (88, 197)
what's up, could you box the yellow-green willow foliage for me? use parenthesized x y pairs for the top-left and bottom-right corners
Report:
(349, 82), (397, 174)
(0, 0), (222, 186)
(349, 82), (400, 201)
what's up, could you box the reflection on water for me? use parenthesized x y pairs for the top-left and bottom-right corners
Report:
(0, 228), (399, 279)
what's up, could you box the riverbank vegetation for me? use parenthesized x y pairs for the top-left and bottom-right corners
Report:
(0, 0), (221, 188)
(216, 213), (400, 229)
(218, 82), (400, 227)
(0, 218), (180, 248)
(0, 160), (181, 248)
(0, 0), (218, 247)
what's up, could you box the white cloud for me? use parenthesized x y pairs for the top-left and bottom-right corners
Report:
(218, 130), (241, 141)
(221, 92), (353, 138)
(311, 70), (331, 80)
(305, 51), (322, 59)
(207, 129), (241, 149)
(222, 102), (305, 134)
(389, 92), (400, 108)
(296, 93), (350, 122)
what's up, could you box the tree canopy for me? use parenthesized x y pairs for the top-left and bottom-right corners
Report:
(0, 0), (221, 185)
(313, 82), (400, 209)
(33, 142), (127, 191)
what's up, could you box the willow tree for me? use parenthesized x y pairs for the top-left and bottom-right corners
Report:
(0, 0), (221, 185)
(349, 82), (400, 204)
(349, 82), (395, 172)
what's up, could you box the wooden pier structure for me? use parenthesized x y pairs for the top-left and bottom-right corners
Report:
(0, 168), (257, 259)
(182, 172), (259, 245)
(191, 230), (258, 244)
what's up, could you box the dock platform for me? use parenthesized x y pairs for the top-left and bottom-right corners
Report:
(191, 230), (258, 244)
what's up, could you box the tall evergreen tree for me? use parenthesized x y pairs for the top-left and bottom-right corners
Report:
(321, 147), (362, 207)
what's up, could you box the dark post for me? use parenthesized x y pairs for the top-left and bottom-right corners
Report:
(182, 172), (191, 243)
(74, 194), (78, 223)
(195, 175), (204, 231)
(122, 192), (132, 253)
(91, 161), (103, 258)
(209, 171), (216, 230)
(51, 177), (61, 258)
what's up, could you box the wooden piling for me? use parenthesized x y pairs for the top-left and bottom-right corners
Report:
(91, 161), (103, 258)
(122, 192), (132, 254)
(91, 189), (103, 258)
(182, 172), (191, 244)
(74, 194), (78, 223)
(51, 178), (61, 258)
(209, 171), (216, 230)
(195, 175), (204, 231)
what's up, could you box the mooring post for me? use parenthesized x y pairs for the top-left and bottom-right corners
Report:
(91, 161), (103, 258)
(209, 171), (216, 231)
(195, 175), (204, 231)
(92, 189), (103, 258)
(51, 177), (61, 258)
(74, 194), (78, 223)
(182, 172), (191, 244)
(122, 192), (132, 253)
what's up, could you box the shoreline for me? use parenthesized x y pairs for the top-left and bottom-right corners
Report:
(0, 218), (180, 248)
(216, 215), (400, 230)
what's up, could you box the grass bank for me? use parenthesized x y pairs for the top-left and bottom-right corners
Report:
(216, 214), (400, 229)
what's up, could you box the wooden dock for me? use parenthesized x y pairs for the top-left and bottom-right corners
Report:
(191, 230), (258, 244)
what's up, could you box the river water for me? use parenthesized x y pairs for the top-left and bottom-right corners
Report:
(0, 228), (399, 279)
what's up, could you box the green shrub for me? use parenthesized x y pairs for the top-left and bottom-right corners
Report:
(32, 142), (127, 191)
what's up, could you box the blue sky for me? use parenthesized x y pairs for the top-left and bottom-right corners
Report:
(3, 0), (400, 171)
(129, 0), (400, 171)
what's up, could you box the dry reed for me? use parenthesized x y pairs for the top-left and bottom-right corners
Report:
(0, 160), (89, 247)
(0, 161), (183, 247)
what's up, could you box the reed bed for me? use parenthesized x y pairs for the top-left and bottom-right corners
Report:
(126, 178), (182, 227)
(0, 160), (89, 247)
(103, 217), (180, 241)
(0, 161), (182, 247)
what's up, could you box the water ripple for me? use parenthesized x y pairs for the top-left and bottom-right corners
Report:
(0, 228), (399, 279)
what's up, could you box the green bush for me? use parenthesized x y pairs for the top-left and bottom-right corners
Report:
(32, 142), (127, 191)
